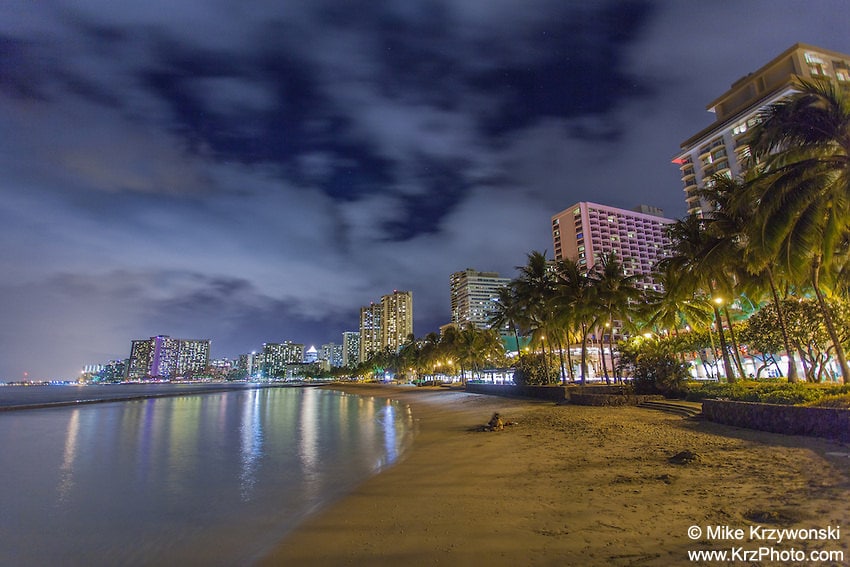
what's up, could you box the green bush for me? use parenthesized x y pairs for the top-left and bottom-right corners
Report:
(512, 353), (559, 385)
(804, 393), (850, 409)
(632, 354), (689, 396)
(620, 338), (689, 396)
(686, 381), (850, 405)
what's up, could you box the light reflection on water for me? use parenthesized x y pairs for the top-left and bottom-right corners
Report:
(0, 387), (413, 566)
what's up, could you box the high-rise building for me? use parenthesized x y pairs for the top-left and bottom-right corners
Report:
(342, 331), (360, 367)
(262, 341), (304, 378)
(358, 290), (414, 361)
(450, 268), (511, 330)
(359, 302), (382, 362)
(320, 343), (344, 368)
(126, 335), (210, 380)
(674, 43), (850, 215)
(238, 352), (263, 378)
(551, 201), (673, 292)
(381, 290), (413, 353)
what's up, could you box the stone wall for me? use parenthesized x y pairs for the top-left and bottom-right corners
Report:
(464, 383), (570, 401)
(702, 399), (850, 442)
(569, 393), (664, 406)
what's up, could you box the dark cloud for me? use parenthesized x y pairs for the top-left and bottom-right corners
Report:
(2, 0), (849, 378)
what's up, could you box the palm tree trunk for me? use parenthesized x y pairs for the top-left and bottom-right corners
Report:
(672, 327), (686, 364)
(565, 330), (575, 381)
(766, 269), (799, 382)
(580, 323), (589, 386)
(607, 331), (618, 383)
(540, 337), (551, 382)
(599, 326), (610, 384)
(713, 305), (736, 382)
(512, 324), (521, 356)
(811, 258), (848, 384)
(723, 307), (747, 378)
(555, 334), (567, 385)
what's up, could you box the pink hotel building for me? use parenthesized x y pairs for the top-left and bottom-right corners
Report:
(551, 201), (674, 292)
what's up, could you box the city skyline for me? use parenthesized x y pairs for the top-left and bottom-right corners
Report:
(2, 2), (849, 379)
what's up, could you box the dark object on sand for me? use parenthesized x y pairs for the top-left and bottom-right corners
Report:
(668, 450), (700, 465)
(487, 412), (504, 431)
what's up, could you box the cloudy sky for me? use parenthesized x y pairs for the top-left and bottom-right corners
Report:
(2, 1), (848, 379)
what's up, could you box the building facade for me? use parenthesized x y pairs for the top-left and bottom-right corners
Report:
(320, 343), (344, 368)
(238, 352), (263, 378)
(262, 341), (304, 378)
(126, 335), (210, 380)
(674, 43), (850, 215)
(304, 345), (318, 363)
(450, 268), (511, 330)
(358, 290), (414, 361)
(381, 290), (413, 353)
(551, 201), (673, 292)
(359, 303), (382, 362)
(342, 331), (360, 367)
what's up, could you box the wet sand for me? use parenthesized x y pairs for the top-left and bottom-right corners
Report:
(261, 383), (850, 566)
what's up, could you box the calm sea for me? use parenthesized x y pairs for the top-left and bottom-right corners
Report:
(0, 386), (414, 566)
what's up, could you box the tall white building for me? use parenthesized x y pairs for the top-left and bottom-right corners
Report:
(674, 43), (850, 215)
(450, 268), (511, 330)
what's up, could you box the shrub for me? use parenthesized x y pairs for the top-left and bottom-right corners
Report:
(804, 393), (850, 409)
(512, 353), (559, 385)
(687, 381), (850, 405)
(620, 337), (689, 396)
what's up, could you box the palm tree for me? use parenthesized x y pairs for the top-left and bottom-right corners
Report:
(552, 257), (598, 385)
(438, 326), (462, 382)
(489, 284), (523, 355)
(514, 251), (557, 377)
(418, 332), (442, 378)
(701, 174), (802, 382)
(645, 264), (714, 335)
(397, 333), (420, 382)
(590, 252), (644, 382)
(745, 77), (850, 383)
(660, 215), (737, 381)
(470, 326), (506, 379)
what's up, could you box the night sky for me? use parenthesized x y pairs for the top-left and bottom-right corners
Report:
(2, 1), (849, 379)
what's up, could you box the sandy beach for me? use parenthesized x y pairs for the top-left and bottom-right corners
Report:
(261, 383), (850, 566)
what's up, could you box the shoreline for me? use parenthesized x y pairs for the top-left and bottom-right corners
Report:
(0, 382), (318, 411)
(260, 383), (850, 566)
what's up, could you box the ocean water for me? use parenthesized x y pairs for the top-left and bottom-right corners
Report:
(0, 386), (414, 566)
